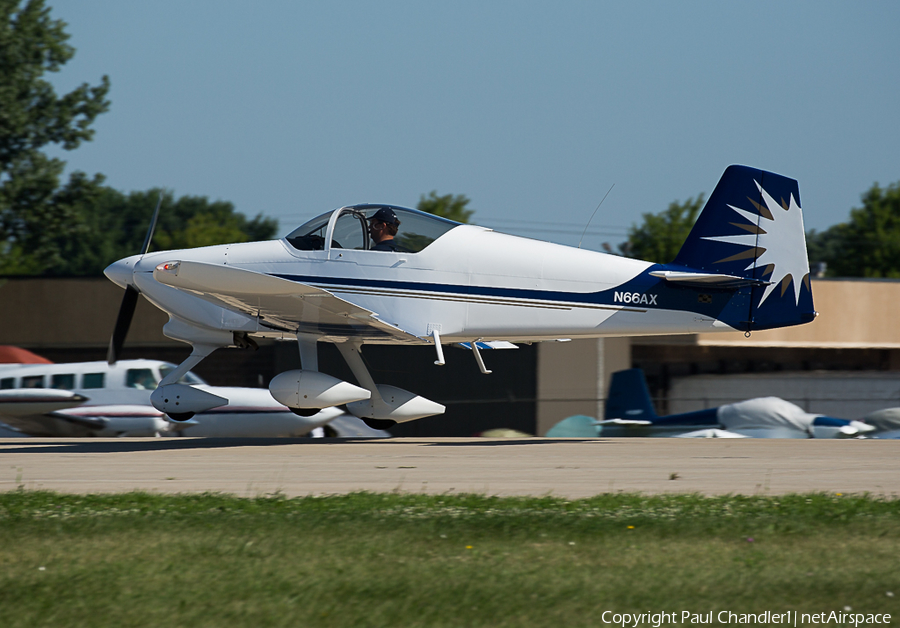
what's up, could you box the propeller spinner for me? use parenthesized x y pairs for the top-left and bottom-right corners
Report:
(105, 192), (163, 364)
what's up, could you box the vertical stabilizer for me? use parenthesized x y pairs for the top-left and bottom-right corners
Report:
(605, 368), (658, 421)
(669, 165), (816, 331)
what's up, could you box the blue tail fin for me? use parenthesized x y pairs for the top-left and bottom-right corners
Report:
(605, 368), (657, 421)
(666, 165), (816, 331)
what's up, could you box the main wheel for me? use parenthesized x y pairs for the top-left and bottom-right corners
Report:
(290, 407), (321, 417)
(362, 418), (396, 430)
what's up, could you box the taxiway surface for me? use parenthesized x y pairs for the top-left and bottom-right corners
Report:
(1, 437), (898, 498)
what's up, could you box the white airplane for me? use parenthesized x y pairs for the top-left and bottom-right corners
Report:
(0, 356), (355, 437)
(103, 165), (817, 431)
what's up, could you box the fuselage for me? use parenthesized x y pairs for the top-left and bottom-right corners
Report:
(109, 216), (744, 346)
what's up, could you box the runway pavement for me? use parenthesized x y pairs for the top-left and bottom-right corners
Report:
(1, 437), (898, 498)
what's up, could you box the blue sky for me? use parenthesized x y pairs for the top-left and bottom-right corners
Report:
(47, 1), (899, 250)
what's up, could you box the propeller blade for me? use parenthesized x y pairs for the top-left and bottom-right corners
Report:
(107, 285), (139, 364)
(140, 192), (163, 255)
(107, 192), (162, 364)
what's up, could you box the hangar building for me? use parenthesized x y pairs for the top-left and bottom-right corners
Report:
(1, 276), (897, 435)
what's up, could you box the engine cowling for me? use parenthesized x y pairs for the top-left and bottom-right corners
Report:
(268, 370), (370, 410)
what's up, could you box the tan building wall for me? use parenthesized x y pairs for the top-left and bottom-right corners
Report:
(693, 279), (900, 348)
(536, 337), (630, 435)
(0, 277), (172, 349)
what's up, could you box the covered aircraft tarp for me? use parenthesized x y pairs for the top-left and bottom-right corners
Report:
(717, 397), (815, 434)
(862, 408), (900, 433)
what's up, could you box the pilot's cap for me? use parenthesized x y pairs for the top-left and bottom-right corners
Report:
(369, 207), (400, 225)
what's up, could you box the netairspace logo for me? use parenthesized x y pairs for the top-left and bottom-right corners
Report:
(599, 610), (892, 627)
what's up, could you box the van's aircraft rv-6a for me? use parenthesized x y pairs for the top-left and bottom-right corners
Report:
(104, 166), (817, 430)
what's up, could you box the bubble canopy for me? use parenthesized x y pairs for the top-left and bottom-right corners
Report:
(285, 204), (461, 253)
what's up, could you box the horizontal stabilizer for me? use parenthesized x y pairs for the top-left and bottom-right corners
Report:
(455, 341), (518, 350)
(595, 418), (653, 426)
(649, 270), (770, 289)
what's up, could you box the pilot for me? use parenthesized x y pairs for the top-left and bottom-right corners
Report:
(368, 208), (402, 252)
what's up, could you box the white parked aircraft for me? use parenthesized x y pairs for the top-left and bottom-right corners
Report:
(0, 356), (355, 437)
(103, 165), (817, 431)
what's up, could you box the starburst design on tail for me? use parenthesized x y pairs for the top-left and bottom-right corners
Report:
(702, 180), (809, 306)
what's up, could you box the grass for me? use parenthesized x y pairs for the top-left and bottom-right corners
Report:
(1, 491), (898, 627)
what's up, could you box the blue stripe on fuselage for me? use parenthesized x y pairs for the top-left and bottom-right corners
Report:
(273, 273), (612, 304)
(271, 268), (741, 319)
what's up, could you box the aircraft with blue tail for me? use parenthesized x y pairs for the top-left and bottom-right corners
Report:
(103, 165), (819, 430)
(547, 368), (875, 439)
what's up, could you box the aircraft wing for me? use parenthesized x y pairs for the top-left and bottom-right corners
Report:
(0, 389), (93, 436)
(153, 260), (420, 342)
(0, 389), (88, 421)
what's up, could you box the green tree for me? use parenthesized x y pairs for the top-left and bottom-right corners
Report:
(621, 195), (704, 263)
(49, 187), (279, 276)
(0, 0), (111, 274)
(814, 181), (900, 278)
(417, 191), (474, 223)
(805, 224), (847, 275)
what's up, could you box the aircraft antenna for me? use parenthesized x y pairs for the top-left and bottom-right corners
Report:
(578, 183), (615, 249)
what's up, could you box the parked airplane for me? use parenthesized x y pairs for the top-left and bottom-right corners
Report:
(0, 355), (354, 437)
(861, 408), (900, 439)
(103, 165), (817, 430)
(546, 368), (875, 438)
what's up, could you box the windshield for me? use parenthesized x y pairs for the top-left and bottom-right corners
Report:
(285, 205), (461, 253)
(285, 211), (330, 250)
